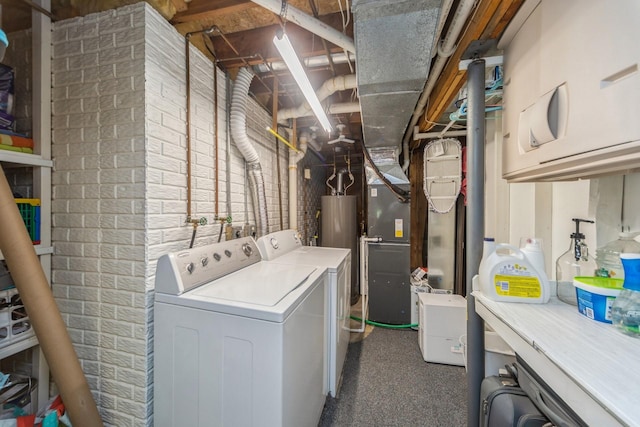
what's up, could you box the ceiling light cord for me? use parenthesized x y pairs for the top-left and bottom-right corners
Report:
(280, 0), (289, 28)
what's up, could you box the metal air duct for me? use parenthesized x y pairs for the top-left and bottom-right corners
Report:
(352, 0), (441, 151)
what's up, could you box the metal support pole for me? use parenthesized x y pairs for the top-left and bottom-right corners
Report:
(466, 58), (486, 427)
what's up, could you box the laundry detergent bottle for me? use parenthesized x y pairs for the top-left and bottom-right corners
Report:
(479, 243), (550, 303)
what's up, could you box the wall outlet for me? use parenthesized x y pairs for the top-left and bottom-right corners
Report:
(243, 224), (256, 237)
(225, 225), (243, 240)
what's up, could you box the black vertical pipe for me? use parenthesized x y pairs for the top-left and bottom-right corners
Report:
(466, 58), (486, 427)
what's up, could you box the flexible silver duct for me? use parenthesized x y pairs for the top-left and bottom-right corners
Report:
(230, 67), (269, 236)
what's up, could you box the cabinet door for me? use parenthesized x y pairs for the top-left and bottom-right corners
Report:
(502, 2), (543, 175)
(537, 0), (640, 162)
(502, 0), (640, 180)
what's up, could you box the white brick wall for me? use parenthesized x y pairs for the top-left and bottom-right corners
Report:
(51, 3), (290, 426)
(52, 4), (147, 426)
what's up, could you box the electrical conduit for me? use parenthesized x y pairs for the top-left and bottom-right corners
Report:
(230, 67), (270, 237)
(402, 0), (476, 172)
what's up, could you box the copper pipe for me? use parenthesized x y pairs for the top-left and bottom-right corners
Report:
(273, 80), (284, 229)
(185, 27), (215, 222)
(214, 56), (220, 218)
(185, 33), (193, 221)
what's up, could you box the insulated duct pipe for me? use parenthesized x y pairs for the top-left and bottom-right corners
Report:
(251, 0), (356, 53)
(327, 102), (360, 115)
(288, 131), (309, 230)
(231, 67), (269, 236)
(280, 102), (360, 122)
(277, 74), (357, 123)
(0, 167), (102, 426)
(254, 51), (354, 73)
(402, 0), (476, 171)
(466, 58), (486, 427)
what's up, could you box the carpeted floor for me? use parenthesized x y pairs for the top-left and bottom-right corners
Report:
(318, 326), (468, 427)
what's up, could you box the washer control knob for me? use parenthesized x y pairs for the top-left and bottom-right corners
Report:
(242, 243), (253, 257)
(201, 257), (209, 267)
(270, 238), (279, 249)
(213, 253), (221, 262)
(186, 262), (195, 274)
(224, 249), (232, 258)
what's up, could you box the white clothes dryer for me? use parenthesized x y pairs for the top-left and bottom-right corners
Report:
(257, 229), (351, 397)
(154, 237), (327, 427)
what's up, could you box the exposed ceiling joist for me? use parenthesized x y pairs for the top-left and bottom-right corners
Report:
(171, 0), (255, 24)
(205, 13), (350, 69)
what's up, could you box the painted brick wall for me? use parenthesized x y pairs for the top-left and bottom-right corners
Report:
(51, 5), (148, 425)
(51, 3), (290, 426)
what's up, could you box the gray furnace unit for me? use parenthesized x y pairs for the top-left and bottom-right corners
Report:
(366, 155), (411, 324)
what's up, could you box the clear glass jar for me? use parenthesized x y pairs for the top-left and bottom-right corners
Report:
(611, 253), (640, 338)
(595, 232), (640, 279)
(556, 239), (597, 305)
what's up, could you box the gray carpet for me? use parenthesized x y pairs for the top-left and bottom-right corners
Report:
(319, 327), (468, 427)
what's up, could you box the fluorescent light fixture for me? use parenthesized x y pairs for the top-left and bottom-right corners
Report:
(273, 32), (332, 133)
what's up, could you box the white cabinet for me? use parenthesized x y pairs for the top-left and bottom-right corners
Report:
(501, 0), (640, 182)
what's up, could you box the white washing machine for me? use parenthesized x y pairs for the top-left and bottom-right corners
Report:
(154, 237), (327, 427)
(257, 229), (351, 397)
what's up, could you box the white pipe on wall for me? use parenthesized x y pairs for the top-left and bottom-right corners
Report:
(349, 235), (381, 333)
(288, 131), (309, 230)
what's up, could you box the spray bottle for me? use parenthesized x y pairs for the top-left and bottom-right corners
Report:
(555, 218), (597, 305)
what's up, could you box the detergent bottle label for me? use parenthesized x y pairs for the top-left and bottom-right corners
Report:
(494, 274), (542, 298)
(492, 262), (542, 298)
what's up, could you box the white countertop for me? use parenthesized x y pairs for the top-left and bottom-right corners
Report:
(474, 291), (640, 427)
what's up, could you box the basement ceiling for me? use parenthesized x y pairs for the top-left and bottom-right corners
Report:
(2, 0), (525, 160)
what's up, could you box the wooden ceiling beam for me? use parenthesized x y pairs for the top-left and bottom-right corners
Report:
(412, 0), (524, 147)
(171, 0), (255, 24)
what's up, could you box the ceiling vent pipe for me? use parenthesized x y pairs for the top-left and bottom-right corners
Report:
(230, 67), (270, 237)
(352, 0), (441, 153)
(288, 131), (310, 230)
(277, 74), (358, 123)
